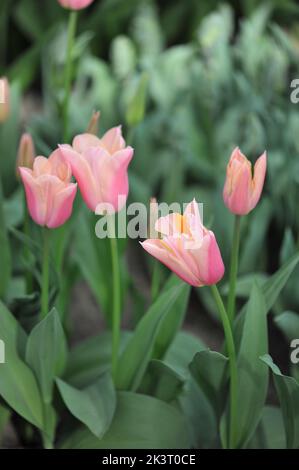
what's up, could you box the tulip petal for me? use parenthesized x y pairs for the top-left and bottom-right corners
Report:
(100, 126), (125, 154)
(99, 146), (133, 211)
(33, 156), (51, 177)
(59, 144), (99, 211)
(19, 167), (47, 226)
(141, 239), (200, 286)
(250, 151), (267, 211)
(47, 183), (77, 228)
(72, 133), (101, 154)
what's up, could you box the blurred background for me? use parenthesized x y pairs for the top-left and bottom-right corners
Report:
(1, 0), (299, 419)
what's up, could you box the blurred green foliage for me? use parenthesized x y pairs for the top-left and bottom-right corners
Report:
(1, 0), (299, 321)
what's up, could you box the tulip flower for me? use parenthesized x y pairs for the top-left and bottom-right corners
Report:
(60, 126), (133, 213)
(223, 147), (267, 215)
(19, 149), (77, 229)
(0, 77), (9, 123)
(16, 133), (35, 178)
(141, 200), (225, 287)
(58, 0), (94, 10)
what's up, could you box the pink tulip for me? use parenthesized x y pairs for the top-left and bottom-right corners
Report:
(60, 126), (133, 213)
(58, 0), (94, 9)
(0, 77), (9, 123)
(16, 133), (35, 177)
(19, 149), (77, 229)
(141, 200), (225, 287)
(223, 147), (267, 215)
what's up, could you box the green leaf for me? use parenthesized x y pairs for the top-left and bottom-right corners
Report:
(0, 403), (10, 442)
(56, 372), (116, 439)
(235, 282), (268, 448)
(115, 282), (186, 391)
(139, 359), (185, 403)
(261, 354), (299, 449)
(65, 331), (131, 388)
(248, 406), (286, 449)
(274, 311), (299, 341)
(164, 330), (206, 378)
(0, 300), (27, 357)
(189, 350), (228, 419)
(234, 253), (299, 348)
(26, 308), (67, 403)
(61, 391), (190, 449)
(0, 178), (11, 299)
(153, 275), (190, 360)
(0, 349), (43, 429)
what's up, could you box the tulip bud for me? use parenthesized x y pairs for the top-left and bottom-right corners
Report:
(86, 110), (100, 135)
(16, 133), (35, 178)
(223, 147), (267, 216)
(0, 77), (10, 123)
(58, 0), (94, 10)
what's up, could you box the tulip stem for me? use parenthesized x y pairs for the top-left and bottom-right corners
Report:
(108, 217), (121, 380)
(41, 227), (50, 319)
(62, 10), (78, 142)
(210, 284), (238, 449)
(227, 215), (241, 323)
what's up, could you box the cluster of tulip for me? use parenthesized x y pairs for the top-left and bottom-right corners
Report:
(1, 0), (272, 450)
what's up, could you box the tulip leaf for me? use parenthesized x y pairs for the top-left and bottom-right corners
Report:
(65, 331), (132, 389)
(26, 308), (67, 403)
(234, 252), (299, 349)
(60, 391), (190, 449)
(235, 282), (268, 448)
(138, 359), (185, 403)
(0, 300), (27, 357)
(152, 274), (191, 360)
(0, 178), (11, 299)
(115, 282), (187, 391)
(261, 354), (299, 449)
(0, 345), (44, 429)
(274, 311), (299, 341)
(56, 372), (116, 439)
(247, 406), (286, 449)
(189, 350), (228, 420)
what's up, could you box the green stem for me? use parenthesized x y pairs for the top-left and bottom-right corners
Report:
(108, 217), (121, 380)
(227, 215), (241, 323)
(62, 10), (78, 142)
(210, 284), (238, 449)
(41, 228), (50, 319)
(150, 260), (160, 302)
(23, 208), (33, 293)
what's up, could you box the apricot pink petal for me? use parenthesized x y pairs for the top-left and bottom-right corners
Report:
(73, 134), (101, 154)
(47, 184), (77, 228)
(251, 152), (267, 209)
(60, 144), (133, 212)
(59, 144), (99, 211)
(101, 126), (126, 154)
(141, 230), (225, 287)
(58, 0), (94, 10)
(99, 147), (134, 210)
(19, 168), (47, 226)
